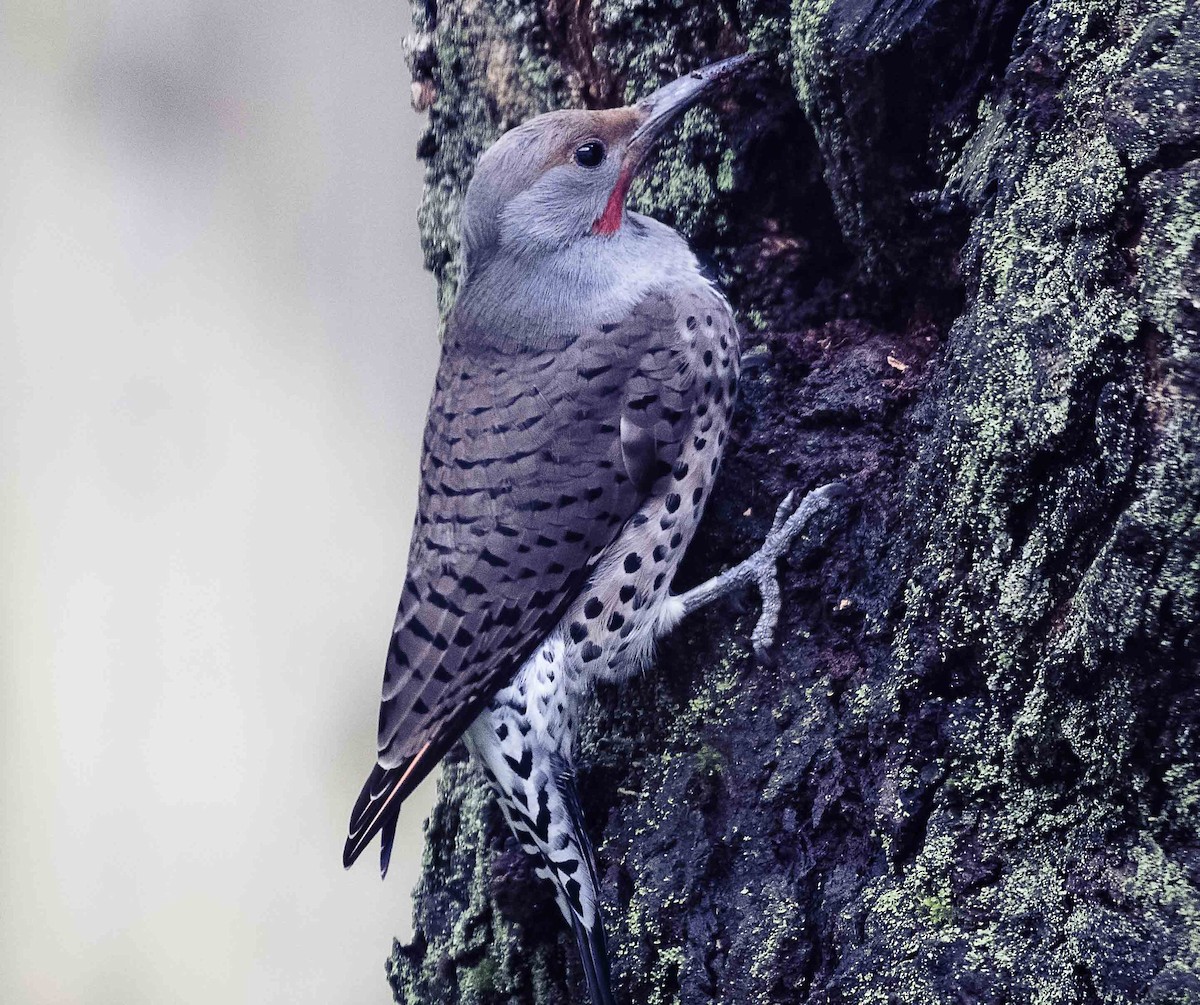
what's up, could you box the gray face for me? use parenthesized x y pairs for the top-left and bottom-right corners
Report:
(457, 52), (761, 284)
(459, 108), (642, 277)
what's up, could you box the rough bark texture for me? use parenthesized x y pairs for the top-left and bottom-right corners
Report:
(391, 2), (1200, 1002)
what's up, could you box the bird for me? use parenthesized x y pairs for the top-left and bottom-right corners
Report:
(344, 51), (842, 1005)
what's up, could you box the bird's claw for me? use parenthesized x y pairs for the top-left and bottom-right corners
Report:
(769, 490), (798, 534)
(674, 482), (847, 656)
(747, 482), (846, 659)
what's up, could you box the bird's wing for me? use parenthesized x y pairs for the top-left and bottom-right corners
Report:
(345, 283), (731, 869)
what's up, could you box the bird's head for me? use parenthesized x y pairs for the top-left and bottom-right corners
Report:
(459, 53), (759, 278)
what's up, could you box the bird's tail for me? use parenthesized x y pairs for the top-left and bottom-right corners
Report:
(343, 741), (435, 876)
(571, 909), (617, 1005)
(548, 752), (619, 1005)
(464, 717), (621, 1003)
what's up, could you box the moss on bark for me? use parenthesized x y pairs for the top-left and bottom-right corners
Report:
(391, 1), (1200, 1001)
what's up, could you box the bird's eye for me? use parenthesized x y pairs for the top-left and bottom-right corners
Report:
(574, 140), (606, 168)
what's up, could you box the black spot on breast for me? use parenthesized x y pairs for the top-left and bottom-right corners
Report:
(653, 544), (667, 562)
(706, 314), (713, 326)
(653, 573), (666, 590)
(665, 494), (681, 513)
(504, 748), (533, 780)
(581, 641), (603, 662)
(693, 487), (704, 505)
(673, 461), (689, 480)
(569, 622), (588, 643)
(565, 878), (583, 914)
(584, 597), (603, 620)
(607, 611), (625, 631)
(703, 350), (713, 367)
(534, 786), (552, 841)
(496, 723), (508, 741)
(619, 584), (636, 603)
(624, 553), (642, 573)
(686, 316), (697, 330)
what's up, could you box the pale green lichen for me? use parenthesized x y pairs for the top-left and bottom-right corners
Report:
(856, 1), (1200, 999)
(746, 885), (804, 999)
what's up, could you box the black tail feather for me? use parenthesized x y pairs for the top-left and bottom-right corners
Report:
(344, 744), (436, 873)
(571, 911), (617, 1005)
(379, 813), (398, 878)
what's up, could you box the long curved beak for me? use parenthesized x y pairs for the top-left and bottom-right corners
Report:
(625, 52), (762, 169)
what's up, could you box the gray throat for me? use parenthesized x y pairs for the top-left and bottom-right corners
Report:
(451, 213), (702, 350)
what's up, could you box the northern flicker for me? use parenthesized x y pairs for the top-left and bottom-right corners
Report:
(344, 53), (840, 1005)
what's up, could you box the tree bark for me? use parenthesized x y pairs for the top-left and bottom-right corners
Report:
(391, 1), (1200, 1002)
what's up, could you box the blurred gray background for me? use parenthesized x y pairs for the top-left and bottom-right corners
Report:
(0, 1), (443, 1002)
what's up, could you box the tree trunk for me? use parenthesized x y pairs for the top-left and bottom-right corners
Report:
(390, 1), (1200, 1002)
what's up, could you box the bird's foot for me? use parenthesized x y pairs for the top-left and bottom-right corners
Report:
(676, 482), (847, 659)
